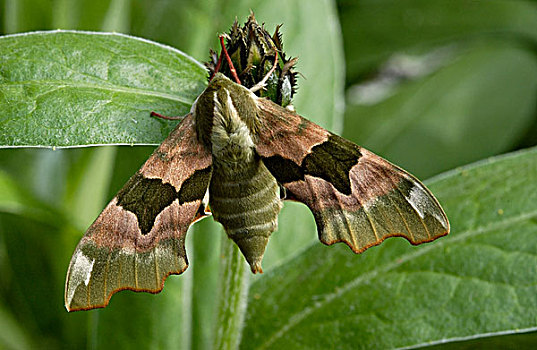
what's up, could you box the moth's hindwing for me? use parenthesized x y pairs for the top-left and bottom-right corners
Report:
(255, 98), (449, 253)
(64, 114), (212, 311)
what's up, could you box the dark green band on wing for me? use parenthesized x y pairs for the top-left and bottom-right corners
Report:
(262, 155), (304, 183)
(262, 134), (362, 195)
(117, 167), (212, 235)
(303, 135), (361, 195)
(117, 173), (177, 235)
(179, 167), (212, 203)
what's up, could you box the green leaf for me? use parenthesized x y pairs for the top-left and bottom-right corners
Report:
(241, 146), (537, 349)
(0, 31), (206, 147)
(343, 42), (537, 178)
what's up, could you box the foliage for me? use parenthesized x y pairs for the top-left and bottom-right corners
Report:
(1, 0), (536, 349)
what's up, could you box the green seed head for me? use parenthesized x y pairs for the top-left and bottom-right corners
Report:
(206, 12), (298, 107)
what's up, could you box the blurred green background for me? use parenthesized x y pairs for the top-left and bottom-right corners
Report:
(1, 0), (536, 349)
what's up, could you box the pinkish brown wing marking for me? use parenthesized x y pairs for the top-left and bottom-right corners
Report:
(255, 98), (329, 165)
(65, 114), (212, 311)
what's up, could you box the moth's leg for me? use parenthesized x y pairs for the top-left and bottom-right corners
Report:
(150, 111), (184, 120)
(250, 50), (279, 93)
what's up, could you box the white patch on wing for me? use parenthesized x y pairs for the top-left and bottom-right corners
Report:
(363, 199), (377, 212)
(66, 250), (95, 307)
(406, 184), (447, 227)
(406, 185), (427, 219)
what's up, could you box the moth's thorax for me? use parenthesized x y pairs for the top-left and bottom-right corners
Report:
(210, 87), (255, 171)
(193, 74), (260, 170)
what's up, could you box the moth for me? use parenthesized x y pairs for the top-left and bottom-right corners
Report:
(65, 20), (449, 312)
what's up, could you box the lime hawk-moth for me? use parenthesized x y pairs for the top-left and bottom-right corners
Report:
(65, 16), (449, 312)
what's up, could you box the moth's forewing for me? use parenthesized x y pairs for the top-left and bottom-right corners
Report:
(255, 98), (449, 253)
(65, 114), (212, 311)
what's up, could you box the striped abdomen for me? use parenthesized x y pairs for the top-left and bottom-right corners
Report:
(209, 159), (282, 273)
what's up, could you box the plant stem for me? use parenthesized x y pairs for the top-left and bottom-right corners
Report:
(213, 233), (249, 350)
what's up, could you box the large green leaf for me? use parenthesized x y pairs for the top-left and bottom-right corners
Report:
(0, 31), (206, 147)
(241, 146), (537, 349)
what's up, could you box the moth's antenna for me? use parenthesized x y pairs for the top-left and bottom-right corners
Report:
(250, 50), (279, 93)
(219, 35), (241, 84)
(210, 35), (241, 85)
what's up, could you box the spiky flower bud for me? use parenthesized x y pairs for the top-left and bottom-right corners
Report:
(206, 13), (298, 107)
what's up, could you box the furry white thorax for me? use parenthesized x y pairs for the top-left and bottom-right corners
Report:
(210, 88), (255, 165)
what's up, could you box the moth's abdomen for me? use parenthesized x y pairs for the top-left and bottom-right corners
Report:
(210, 160), (282, 273)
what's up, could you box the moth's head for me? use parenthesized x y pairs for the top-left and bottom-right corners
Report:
(206, 73), (256, 102)
(208, 72), (237, 90)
